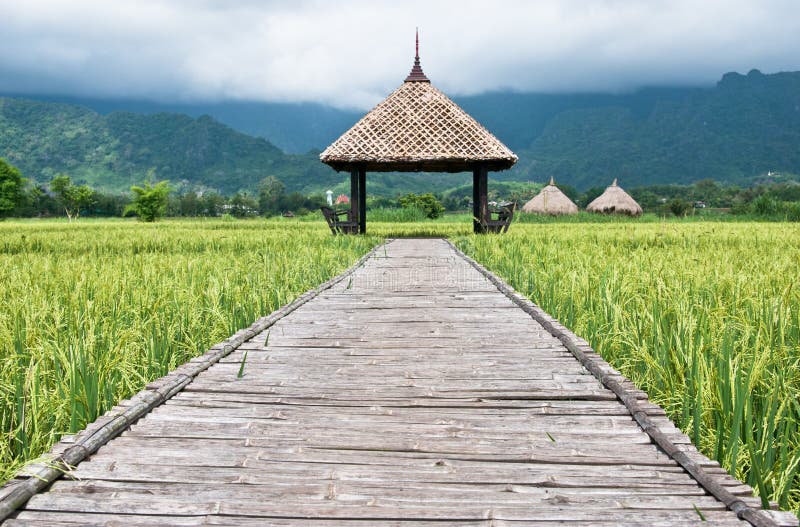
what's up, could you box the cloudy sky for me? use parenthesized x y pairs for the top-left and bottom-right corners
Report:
(1, 0), (799, 109)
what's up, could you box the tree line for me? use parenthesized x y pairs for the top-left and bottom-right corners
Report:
(521, 178), (800, 219)
(3, 156), (800, 221)
(0, 158), (322, 221)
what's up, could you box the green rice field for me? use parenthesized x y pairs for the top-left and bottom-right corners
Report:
(456, 222), (800, 513)
(0, 219), (379, 481)
(1, 217), (798, 515)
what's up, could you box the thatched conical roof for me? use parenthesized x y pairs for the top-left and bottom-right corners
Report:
(586, 179), (643, 216)
(521, 177), (578, 215)
(320, 41), (516, 173)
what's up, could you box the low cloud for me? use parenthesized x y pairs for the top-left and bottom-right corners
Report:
(1, 0), (799, 108)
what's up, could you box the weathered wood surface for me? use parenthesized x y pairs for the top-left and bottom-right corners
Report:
(4, 239), (797, 526)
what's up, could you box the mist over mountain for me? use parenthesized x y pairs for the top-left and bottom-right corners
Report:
(507, 70), (800, 188)
(2, 94), (362, 155)
(2, 69), (798, 195)
(0, 97), (336, 195)
(10, 86), (700, 156)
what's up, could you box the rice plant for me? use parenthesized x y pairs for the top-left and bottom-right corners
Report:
(0, 218), (378, 481)
(456, 221), (800, 514)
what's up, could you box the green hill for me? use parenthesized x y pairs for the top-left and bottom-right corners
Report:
(0, 97), (480, 197)
(505, 70), (800, 188)
(0, 97), (343, 194)
(3, 69), (800, 194)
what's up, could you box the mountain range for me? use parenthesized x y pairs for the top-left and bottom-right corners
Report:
(1, 69), (798, 196)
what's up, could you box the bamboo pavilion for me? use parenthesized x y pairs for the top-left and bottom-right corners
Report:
(320, 32), (517, 233)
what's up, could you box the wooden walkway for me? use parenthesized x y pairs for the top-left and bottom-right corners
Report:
(2, 239), (797, 526)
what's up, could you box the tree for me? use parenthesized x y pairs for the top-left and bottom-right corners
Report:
(89, 191), (131, 217)
(630, 189), (661, 211)
(281, 191), (323, 216)
(668, 198), (691, 217)
(691, 178), (720, 205)
(199, 191), (225, 216)
(124, 180), (171, 222)
(398, 193), (445, 219)
(558, 184), (580, 203)
(176, 191), (201, 216)
(0, 158), (26, 218)
(258, 176), (285, 216)
(578, 186), (605, 208)
(50, 174), (95, 220)
(229, 191), (259, 217)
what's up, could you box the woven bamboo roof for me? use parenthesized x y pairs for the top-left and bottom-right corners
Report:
(320, 42), (517, 173)
(521, 177), (579, 215)
(587, 179), (643, 216)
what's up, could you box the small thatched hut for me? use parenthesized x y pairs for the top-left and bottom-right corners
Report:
(586, 179), (643, 216)
(521, 177), (578, 215)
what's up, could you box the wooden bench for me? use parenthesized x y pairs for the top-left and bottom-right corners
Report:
(483, 202), (516, 233)
(321, 206), (358, 235)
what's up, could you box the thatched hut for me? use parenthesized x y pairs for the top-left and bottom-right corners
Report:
(586, 179), (643, 216)
(320, 32), (517, 233)
(521, 177), (578, 215)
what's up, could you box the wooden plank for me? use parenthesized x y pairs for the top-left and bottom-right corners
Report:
(5, 512), (755, 526)
(164, 393), (670, 414)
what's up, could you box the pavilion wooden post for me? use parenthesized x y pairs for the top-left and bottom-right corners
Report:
(349, 169), (359, 227)
(358, 168), (367, 234)
(473, 164), (488, 234)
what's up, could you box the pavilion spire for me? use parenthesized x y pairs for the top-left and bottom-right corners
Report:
(405, 28), (430, 82)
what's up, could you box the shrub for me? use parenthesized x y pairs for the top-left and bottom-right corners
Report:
(398, 193), (445, 219)
(368, 206), (428, 223)
(782, 202), (800, 222)
(751, 194), (780, 216)
(124, 180), (171, 222)
(668, 198), (692, 217)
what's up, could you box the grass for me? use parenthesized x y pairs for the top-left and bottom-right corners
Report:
(0, 218), (378, 481)
(455, 221), (800, 514)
